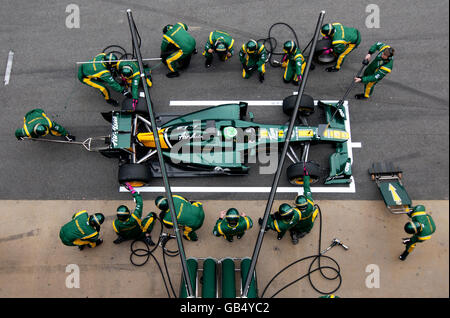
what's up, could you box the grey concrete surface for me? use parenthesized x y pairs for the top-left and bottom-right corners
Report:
(0, 199), (447, 298)
(0, 0), (448, 200)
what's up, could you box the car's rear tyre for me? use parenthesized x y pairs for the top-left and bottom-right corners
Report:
(118, 163), (151, 187)
(287, 161), (321, 185)
(282, 94), (315, 117)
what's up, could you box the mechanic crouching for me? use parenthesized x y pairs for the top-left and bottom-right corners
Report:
(15, 108), (75, 141)
(213, 208), (253, 242)
(239, 39), (267, 83)
(160, 23), (197, 78)
(156, 195), (205, 241)
(112, 182), (157, 246)
(59, 211), (105, 250)
(260, 203), (302, 245)
(203, 30), (235, 68)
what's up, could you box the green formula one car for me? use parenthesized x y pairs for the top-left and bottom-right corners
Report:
(98, 94), (353, 187)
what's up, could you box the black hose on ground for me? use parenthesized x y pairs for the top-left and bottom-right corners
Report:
(260, 205), (343, 298)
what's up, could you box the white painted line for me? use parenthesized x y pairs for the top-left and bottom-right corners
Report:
(120, 180), (356, 194)
(170, 100), (283, 106)
(4, 51), (14, 85)
(170, 99), (344, 107)
(139, 92), (146, 98)
(351, 142), (362, 148)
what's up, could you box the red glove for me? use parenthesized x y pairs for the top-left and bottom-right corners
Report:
(281, 54), (287, 63)
(303, 165), (309, 176)
(322, 48), (333, 55)
(296, 75), (302, 82)
(124, 182), (136, 194)
(132, 99), (138, 111)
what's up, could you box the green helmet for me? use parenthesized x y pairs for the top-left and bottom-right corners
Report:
(33, 124), (48, 136)
(283, 40), (297, 54)
(404, 221), (423, 234)
(155, 196), (169, 211)
(413, 205), (426, 213)
(246, 40), (258, 54)
(178, 22), (188, 31)
(89, 213), (105, 228)
(279, 203), (294, 220)
(105, 53), (118, 68)
(294, 195), (308, 211)
(120, 65), (134, 78)
(116, 205), (130, 221)
(225, 208), (240, 226)
(215, 42), (227, 53)
(321, 24), (335, 37)
(162, 24), (173, 34)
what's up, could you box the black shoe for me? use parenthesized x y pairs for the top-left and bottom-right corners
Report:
(325, 66), (339, 72)
(205, 60), (212, 68)
(292, 80), (300, 86)
(277, 232), (284, 240)
(95, 239), (103, 247)
(226, 237), (234, 243)
(113, 236), (127, 244)
(166, 71), (180, 78)
(237, 234), (244, 240)
(355, 94), (368, 100)
(145, 236), (156, 246)
(106, 99), (120, 107)
(310, 63), (316, 71)
(290, 232), (299, 245)
(399, 252), (409, 261)
(193, 48), (198, 55)
(78, 245), (85, 251)
(258, 73), (265, 83)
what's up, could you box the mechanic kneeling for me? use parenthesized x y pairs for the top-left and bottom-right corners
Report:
(59, 211), (105, 251)
(156, 195), (205, 241)
(113, 182), (157, 246)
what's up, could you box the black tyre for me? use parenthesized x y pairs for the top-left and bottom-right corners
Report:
(118, 163), (151, 187)
(287, 161), (321, 185)
(282, 94), (315, 117)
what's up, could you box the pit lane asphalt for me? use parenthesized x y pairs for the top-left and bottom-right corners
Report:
(0, 0), (448, 201)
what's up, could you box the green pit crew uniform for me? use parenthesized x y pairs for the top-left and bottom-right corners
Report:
(113, 191), (156, 241)
(360, 42), (394, 98)
(203, 30), (235, 62)
(77, 53), (125, 101)
(282, 48), (305, 84)
(15, 108), (69, 139)
(116, 60), (153, 100)
(160, 195), (205, 241)
(59, 210), (101, 248)
(329, 23), (361, 70)
(402, 208), (436, 259)
(266, 207), (301, 240)
(213, 215), (253, 242)
(239, 42), (267, 79)
(161, 23), (196, 73)
(292, 176), (319, 236)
